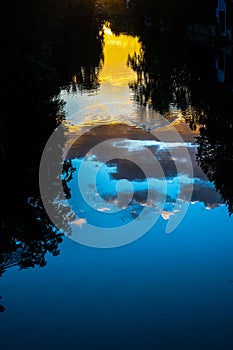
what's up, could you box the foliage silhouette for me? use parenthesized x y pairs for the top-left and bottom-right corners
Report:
(128, 25), (233, 216)
(195, 89), (233, 216)
(127, 30), (214, 114)
(0, 0), (104, 313)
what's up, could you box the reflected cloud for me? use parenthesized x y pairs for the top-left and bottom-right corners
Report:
(65, 152), (223, 230)
(112, 139), (197, 152)
(71, 218), (87, 227)
(161, 211), (175, 220)
(97, 207), (112, 212)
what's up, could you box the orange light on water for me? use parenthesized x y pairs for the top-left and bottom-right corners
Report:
(99, 22), (141, 86)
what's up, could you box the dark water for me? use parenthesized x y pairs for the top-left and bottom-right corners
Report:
(1, 2), (233, 349)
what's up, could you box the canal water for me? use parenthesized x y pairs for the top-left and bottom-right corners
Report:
(1, 21), (233, 349)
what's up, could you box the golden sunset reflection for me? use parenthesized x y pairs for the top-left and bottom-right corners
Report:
(99, 22), (141, 86)
(64, 22), (199, 144)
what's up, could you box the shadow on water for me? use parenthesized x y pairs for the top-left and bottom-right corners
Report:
(0, 0), (104, 313)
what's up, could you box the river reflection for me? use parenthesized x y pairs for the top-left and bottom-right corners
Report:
(60, 22), (225, 237)
(1, 10), (233, 350)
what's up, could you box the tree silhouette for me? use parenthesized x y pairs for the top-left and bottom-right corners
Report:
(127, 23), (233, 217)
(127, 31), (198, 114)
(0, 0), (104, 313)
(196, 92), (233, 215)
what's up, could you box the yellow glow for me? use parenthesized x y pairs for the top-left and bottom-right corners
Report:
(100, 22), (141, 86)
(72, 75), (77, 84)
(102, 24), (113, 36)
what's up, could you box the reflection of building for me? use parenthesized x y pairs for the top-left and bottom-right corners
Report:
(216, 47), (226, 82)
(216, 0), (233, 40)
(186, 0), (233, 42)
(216, 0), (227, 36)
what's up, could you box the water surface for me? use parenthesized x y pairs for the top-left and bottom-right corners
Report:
(1, 20), (233, 350)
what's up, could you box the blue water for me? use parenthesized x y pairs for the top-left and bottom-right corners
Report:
(1, 203), (233, 349)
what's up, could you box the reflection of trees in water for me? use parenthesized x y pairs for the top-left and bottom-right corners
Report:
(128, 30), (222, 116)
(195, 94), (233, 216)
(0, 0), (104, 313)
(128, 27), (233, 216)
(127, 32), (194, 114)
(0, 96), (72, 313)
(58, 1), (104, 92)
(128, 29), (217, 115)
